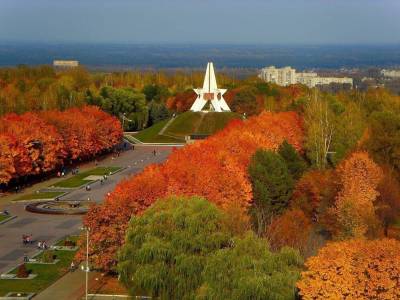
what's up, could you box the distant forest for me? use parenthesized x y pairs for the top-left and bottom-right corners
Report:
(1, 43), (400, 69)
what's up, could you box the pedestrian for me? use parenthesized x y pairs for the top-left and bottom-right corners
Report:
(37, 241), (42, 249)
(132, 145), (135, 151)
(70, 261), (75, 272)
(100, 179), (104, 185)
(153, 149), (156, 156)
(23, 253), (28, 262)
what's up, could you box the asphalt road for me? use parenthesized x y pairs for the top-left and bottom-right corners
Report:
(0, 145), (175, 274)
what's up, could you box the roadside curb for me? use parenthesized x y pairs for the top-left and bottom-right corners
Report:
(0, 215), (17, 225)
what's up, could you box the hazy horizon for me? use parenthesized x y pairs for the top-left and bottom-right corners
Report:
(1, 0), (399, 45)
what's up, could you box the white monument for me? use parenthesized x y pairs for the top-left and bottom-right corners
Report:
(190, 62), (231, 112)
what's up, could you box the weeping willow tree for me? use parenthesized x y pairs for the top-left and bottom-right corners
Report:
(199, 233), (303, 300)
(118, 196), (303, 299)
(118, 196), (234, 300)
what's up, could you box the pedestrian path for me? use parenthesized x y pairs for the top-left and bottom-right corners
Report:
(34, 268), (97, 300)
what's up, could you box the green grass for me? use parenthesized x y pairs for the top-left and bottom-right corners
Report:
(54, 235), (79, 247)
(164, 112), (203, 137)
(0, 246), (77, 296)
(53, 166), (121, 188)
(133, 119), (183, 143)
(165, 111), (240, 137)
(0, 214), (12, 223)
(13, 191), (65, 202)
(393, 217), (400, 229)
(196, 112), (240, 135)
(133, 112), (240, 143)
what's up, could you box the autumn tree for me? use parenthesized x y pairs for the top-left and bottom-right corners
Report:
(290, 170), (337, 224)
(332, 152), (383, 239)
(278, 140), (307, 180)
(118, 196), (235, 299)
(230, 86), (261, 116)
(297, 239), (400, 299)
(82, 111), (304, 271)
(375, 165), (400, 236)
(248, 149), (294, 235)
(266, 209), (312, 255)
(199, 233), (302, 300)
(366, 111), (400, 172)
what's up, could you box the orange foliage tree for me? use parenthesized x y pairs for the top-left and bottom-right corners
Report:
(0, 112), (66, 177)
(297, 239), (400, 299)
(290, 170), (337, 223)
(266, 209), (312, 254)
(332, 152), (383, 239)
(81, 111), (304, 270)
(0, 106), (122, 185)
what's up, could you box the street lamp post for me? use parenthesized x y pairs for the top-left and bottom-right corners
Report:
(122, 113), (126, 130)
(81, 227), (90, 300)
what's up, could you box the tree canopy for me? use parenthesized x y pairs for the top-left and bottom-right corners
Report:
(118, 196), (302, 300)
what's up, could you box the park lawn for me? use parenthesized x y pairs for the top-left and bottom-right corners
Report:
(0, 214), (11, 223)
(54, 235), (80, 247)
(53, 167), (121, 188)
(164, 112), (203, 137)
(133, 119), (183, 143)
(0, 249), (76, 296)
(89, 274), (128, 295)
(196, 112), (240, 135)
(13, 191), (65, 202)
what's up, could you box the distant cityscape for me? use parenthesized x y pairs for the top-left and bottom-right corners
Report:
(258, 66), (353, 88)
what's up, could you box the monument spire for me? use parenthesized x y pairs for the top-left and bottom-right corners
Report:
(190, 62), (231, 112)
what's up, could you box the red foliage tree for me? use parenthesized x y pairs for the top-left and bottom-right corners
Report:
(0, 106), (122, 185)
(266, 209), (312, 254)
(81, 111), (304, 271)
(165, 91), (197, 112)
(0, 112), (66, 176)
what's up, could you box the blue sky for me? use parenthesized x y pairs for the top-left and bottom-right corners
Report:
(1, 0), (399, 44)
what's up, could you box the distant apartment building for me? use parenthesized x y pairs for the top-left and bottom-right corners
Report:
(258, 66), (297, 86)
(259, 66), (353, 88)
(53, 60), (79, 68)
(382, 69), (400, 78)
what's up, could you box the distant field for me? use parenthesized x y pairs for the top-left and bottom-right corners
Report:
(53, 167), (121, 188)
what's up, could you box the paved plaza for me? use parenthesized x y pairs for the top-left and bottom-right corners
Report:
(0, 145), (175, 275)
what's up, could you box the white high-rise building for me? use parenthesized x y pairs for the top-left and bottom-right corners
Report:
(259, 66), (353, 88)
(382, 69), (400, 78)
(190, 62), (231, 112)
(258, 66), (297, 86)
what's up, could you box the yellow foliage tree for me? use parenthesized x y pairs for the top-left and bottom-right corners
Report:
(333, 152), (382, 238)
(297, 239), (400, 299)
